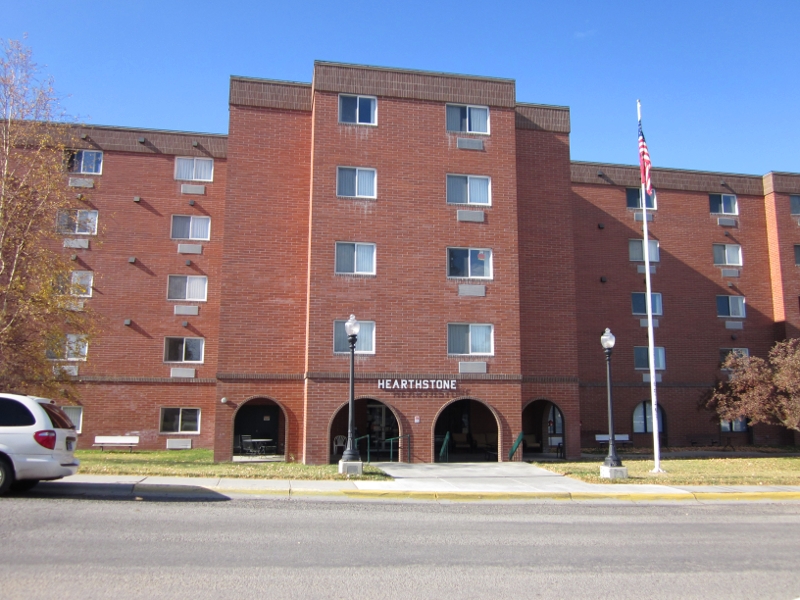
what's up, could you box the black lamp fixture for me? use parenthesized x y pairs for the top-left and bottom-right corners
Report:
(341, 314), (362, 463)
(600, 328), (623, 469)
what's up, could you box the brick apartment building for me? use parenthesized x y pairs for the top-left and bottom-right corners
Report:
(57, 61), (800, 463)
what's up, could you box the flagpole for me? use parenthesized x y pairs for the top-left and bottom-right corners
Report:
(637, 100), (664, 473)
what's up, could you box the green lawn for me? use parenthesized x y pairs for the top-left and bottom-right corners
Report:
(74, 449), (390, 480)
(532, 456), (800, 486)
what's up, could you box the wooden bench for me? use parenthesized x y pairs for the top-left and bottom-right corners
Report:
(595, 434), (633, 448)
(688, 435), (719, 447)
(93, 435), (140, 452)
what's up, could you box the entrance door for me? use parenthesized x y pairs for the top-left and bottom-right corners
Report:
(367, 402), (399, 451)
(234, 404), (279, 454)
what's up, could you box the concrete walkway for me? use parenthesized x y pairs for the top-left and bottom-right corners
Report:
(26, 462), (800, 503)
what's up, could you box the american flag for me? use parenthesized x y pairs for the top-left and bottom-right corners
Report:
(638, 120), (653, 196)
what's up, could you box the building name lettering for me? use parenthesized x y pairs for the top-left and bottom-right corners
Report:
(378, 379), (458, 391)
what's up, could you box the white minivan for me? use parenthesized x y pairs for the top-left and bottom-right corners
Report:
(0, 393), (80, 494)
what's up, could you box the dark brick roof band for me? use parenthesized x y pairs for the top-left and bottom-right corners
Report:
(73, 124), (227, 158)
(313, 61), (516, 108)
(763, 172), (800, 195)
(515, 103), (571, 133)
(572, 161), (767, 195)
(229, 77), (312, 112)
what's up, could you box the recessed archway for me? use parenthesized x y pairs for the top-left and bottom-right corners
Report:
(328, 397), (402, 463)
(232, 396), (287, 460)
(521, 399), (565, 457)
(432, 397), (501, 462)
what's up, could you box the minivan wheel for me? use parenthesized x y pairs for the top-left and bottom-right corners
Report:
(0, 458), (13, 495)
(10, 479), (40, 493)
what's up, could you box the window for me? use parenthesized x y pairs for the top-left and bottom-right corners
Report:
(60, 406), (83, 433)
(164, 337), (204, 363)
(716, 295), (746, 318)
(720, 417), (748, 432)
(171, 215), (210, 240)
(57, 209), (98, 235)
(713, 243), (742, 266)
(633, 346), (666, 370)
(631, 292), (663, 315)
(446, 104), (489, 134)
(633, 401), (664, 433)
(339, 95), (377, 125)
(626, 188), (655, 209)
(160, 408), (200, 433)
(446, 175), (491, 205)
(795, 245), (800, 266)
(709, 193), (738, 215)
(47, 334), (89, 361)
(167, 275), (208, 301)
(70, 271), (93, 298)
(336, 167), (376, 198)
(0, 398), (36, 426)
(335, 242), (375, 275)
(791, 195), (800, 215)
(333, 320), (375, 354)
(175, 157), (214, 182)
(69, 150), (103, 174)
(629, 239), (660, 262)
(447, 248), (492, 279)
(719, 348), (749, 370)
(447, 323), (494, 356)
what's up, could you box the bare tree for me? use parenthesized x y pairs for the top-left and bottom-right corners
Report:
(0, 38), (96, 398)
(707, 339), (800, 433)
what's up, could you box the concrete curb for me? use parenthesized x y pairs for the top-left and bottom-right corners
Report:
(205, 487), (800, 502)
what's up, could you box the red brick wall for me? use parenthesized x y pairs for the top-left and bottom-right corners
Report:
(216, 105), (311, 374)
(61, 143), (226, 449)
(573, 181), (779, 444)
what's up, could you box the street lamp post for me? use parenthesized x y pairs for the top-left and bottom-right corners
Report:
(600, 328), (627, 479)
(339, 314), (362, 472)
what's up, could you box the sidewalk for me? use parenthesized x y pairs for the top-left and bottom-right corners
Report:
(28, 462), (800, 503)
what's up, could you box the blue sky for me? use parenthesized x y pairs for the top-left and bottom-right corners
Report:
(3, 0), (798, 175)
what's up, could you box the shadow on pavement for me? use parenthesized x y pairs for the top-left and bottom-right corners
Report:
(11, 481), (231, 503)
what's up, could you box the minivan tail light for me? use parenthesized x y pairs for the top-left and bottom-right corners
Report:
(34, 430), (57, 450)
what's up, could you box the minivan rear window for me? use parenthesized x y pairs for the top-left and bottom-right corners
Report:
(0, 398), (36, 426)
(40, 403), (76, 430)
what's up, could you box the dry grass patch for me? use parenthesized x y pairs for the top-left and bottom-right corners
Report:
(532, 456), (800, 486)
(75, 449), (390, 480)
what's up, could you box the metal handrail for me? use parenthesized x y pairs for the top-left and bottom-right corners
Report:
(508, 431), (524, 461)
(439, 431), (451, 463)
(354, 434), (370, 463)
(385, 434), (411, 463)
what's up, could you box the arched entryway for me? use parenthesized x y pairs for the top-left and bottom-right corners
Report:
(433, 398), (500, 462)
(329, 398), (401, 463)
(521, 399), (564, 457)
(233, 397), (287, 459)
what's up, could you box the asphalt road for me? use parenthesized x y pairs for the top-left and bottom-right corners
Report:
(2, 496), (799, 600)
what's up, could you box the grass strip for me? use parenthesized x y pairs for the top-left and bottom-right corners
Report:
(532, 456), (800, 486)
(74, 449), (390, 480)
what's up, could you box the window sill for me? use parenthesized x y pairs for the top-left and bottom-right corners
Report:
(334, 273), (376, 278)
(337, 195), (377, 201)
(447, 131), (490, 136)
(338, 121), (377, 127)
(159, 432), (201, 436)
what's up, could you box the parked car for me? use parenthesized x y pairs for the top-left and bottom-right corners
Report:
(0, 393), (80, 494)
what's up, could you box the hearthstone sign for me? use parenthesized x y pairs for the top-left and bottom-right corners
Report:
(378, 379), (458, 391)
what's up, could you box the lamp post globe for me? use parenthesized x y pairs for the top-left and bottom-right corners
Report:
(601, 328), (623, 469)
(341, 314), (362, 464)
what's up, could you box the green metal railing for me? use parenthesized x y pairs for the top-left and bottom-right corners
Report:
(385, 434), (411, 463)
(354, 434), (370, 463)
(439, 431), (451, 463)
(508, 431), (524, 461)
